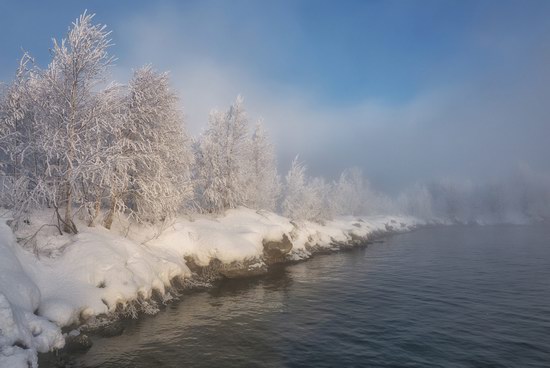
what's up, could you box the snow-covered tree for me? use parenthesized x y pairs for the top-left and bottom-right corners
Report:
(243, 121), (280, 211)
(36, 11), (115, 233)
(397, 183), (434, 220)
(103, 66), (193, 227)
(0, 55), (31, 177)
(308, 176), (332, 221)
(281, 157), (305, 220)
(0, 54), (68, 231)
(330, 167), (366, 216)
(282, 156), (331, 222)
(0, 54), (40, 226)
(81, 83), (127, 227)
(195, 96), (250, 213)
(1, 13), (199, 234)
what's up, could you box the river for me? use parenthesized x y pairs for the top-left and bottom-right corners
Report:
(40, 224), (550, 367)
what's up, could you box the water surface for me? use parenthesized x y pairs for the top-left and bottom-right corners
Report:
(41, 225), (550, 367)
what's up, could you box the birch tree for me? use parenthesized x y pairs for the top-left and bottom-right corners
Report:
(331, 167), (366, 216)
(38, 11), (114, 233)
(243, 121), (280, 211)
(0, 54), (37, 225)
(103, 66), (193, 227)
(81, 83), (127, 227)
(0, 55), (31, 178)
(195, 96), (249, 213)
(0, 54), (62, 231)
(282, 156), (331, 222)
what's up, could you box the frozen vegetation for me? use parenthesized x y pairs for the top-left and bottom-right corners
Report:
(0, 12), (549, 367)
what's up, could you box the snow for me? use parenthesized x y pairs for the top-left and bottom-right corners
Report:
(0, 220), (64, 368)
(148, 209), (294, 266)
(0, 208), (421, 366)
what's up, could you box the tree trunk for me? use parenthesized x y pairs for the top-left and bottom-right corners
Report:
(63, 77), (78, 234)
(88, 196), (101, 227)
(104, 195), (117, 230)
(63, 183), (76, 233)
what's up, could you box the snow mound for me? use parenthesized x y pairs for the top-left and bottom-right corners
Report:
(148, 208), (294, 266)
(18, 225), (192, 327)
(0, 220), (64, 368)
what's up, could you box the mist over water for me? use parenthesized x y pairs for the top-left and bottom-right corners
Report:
(352, 165), (550, 225)
(413, 169), (550, 223)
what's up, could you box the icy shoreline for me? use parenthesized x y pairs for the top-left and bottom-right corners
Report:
(0, 208), (422, 367)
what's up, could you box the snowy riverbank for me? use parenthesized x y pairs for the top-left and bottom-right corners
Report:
(0, 208), (422, 367)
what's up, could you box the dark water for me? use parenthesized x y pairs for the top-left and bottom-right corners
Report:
(41, 225), (550, 367)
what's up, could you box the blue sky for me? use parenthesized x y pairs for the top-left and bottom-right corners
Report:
(1, 0), (549, 191)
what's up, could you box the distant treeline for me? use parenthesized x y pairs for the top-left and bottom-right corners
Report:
(399, 168), (550, 224)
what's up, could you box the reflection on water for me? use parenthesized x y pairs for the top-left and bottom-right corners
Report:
(40, 224), (550, 367)
(73, 269), (295, 368)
